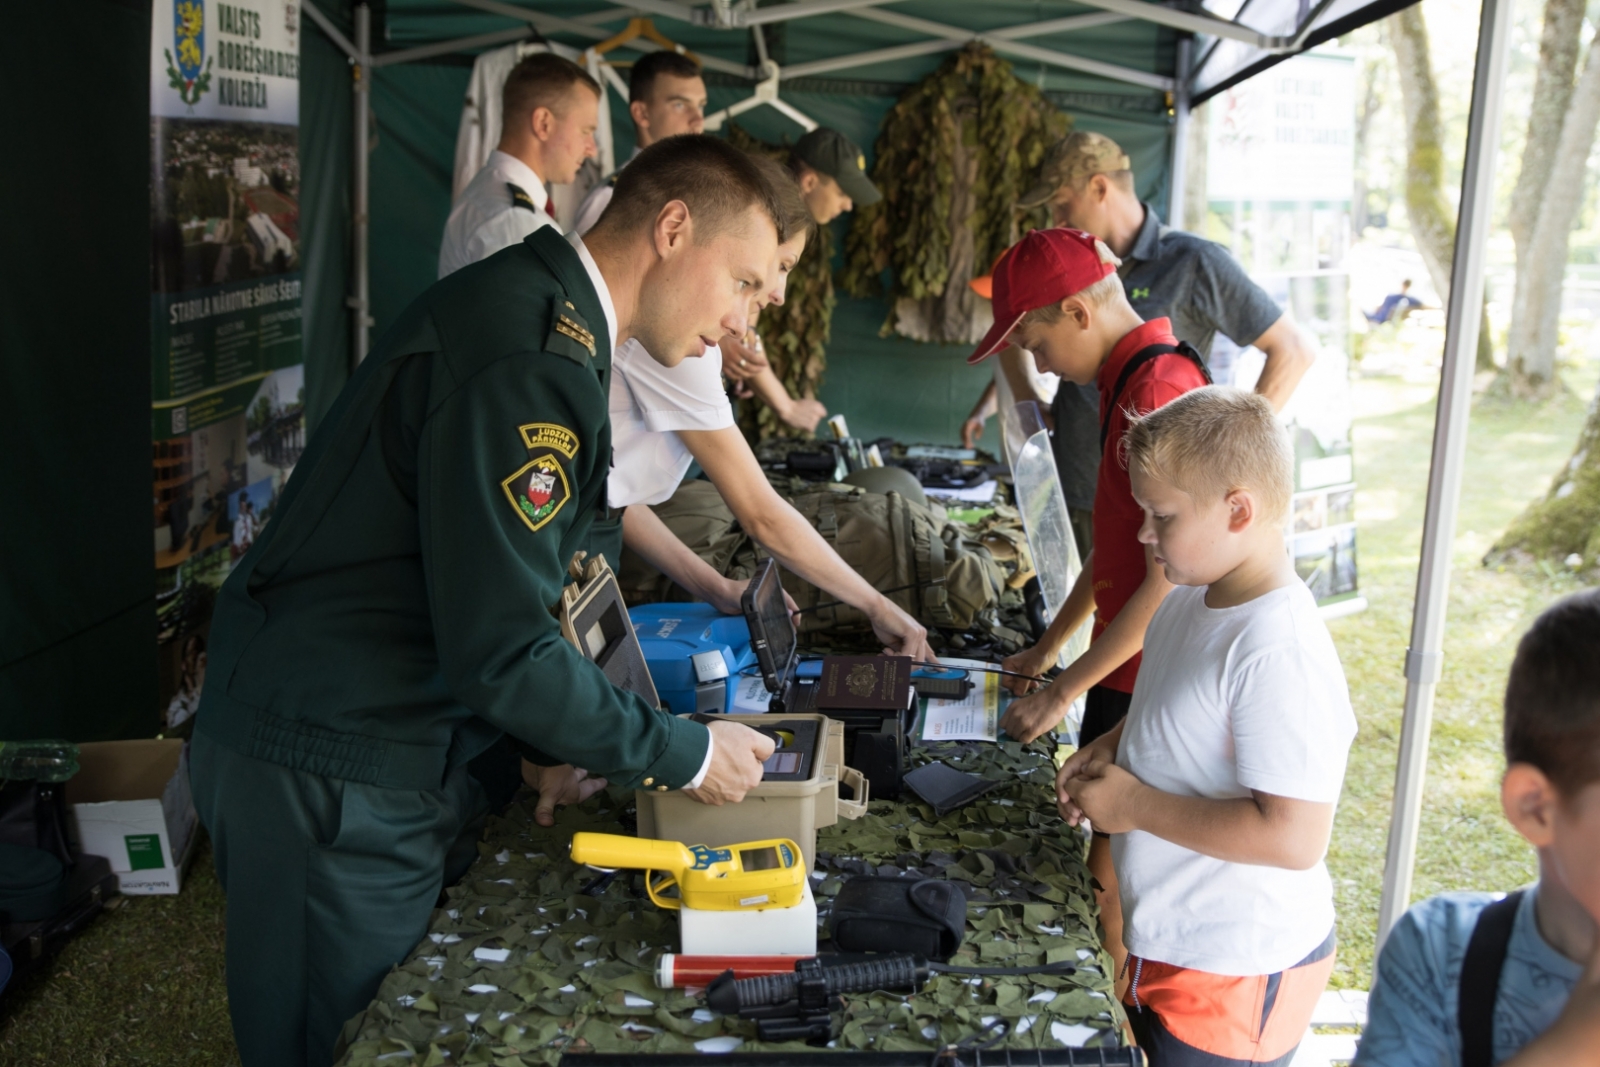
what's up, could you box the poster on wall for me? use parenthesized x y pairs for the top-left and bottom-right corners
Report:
(1203, 51), (1365, 615)
(150, 0), (303, 733)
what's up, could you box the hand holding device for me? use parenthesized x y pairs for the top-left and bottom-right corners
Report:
(683, 719), (774, 805)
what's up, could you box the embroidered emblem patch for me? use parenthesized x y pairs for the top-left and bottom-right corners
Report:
(517, 423), (579, 458)
(502, 453), (572, 532)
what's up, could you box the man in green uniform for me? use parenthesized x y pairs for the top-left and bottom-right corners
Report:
(190, 135), (787, 1067)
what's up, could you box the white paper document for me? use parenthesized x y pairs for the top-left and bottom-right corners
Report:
(730, 674), (774, 713)
(924, 479), (999, 504)
(919, 660), (1001, 742)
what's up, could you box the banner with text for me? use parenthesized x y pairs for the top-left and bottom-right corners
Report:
(150, 0), (304, 730)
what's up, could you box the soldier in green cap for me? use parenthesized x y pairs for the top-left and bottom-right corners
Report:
(721, 126), (880, 405)
(189, 133), (788, 1067)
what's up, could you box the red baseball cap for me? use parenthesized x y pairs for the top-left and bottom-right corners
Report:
(966, 228), (1118, 365)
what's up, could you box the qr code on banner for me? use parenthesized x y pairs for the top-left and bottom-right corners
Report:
(171, 407), (188, 434)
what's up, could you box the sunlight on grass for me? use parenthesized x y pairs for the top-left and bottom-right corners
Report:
(1324, 356), (1597, 990)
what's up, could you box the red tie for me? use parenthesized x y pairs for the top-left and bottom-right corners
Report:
(545, 196), (554, 216)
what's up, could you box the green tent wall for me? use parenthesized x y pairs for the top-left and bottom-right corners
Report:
(0, 1), (1177, 739)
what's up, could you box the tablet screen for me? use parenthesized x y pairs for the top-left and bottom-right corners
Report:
(742, 558), (796, 693)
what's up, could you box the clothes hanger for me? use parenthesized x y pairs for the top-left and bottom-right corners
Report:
(702, 27), (816, 133)
(590, 18), (693, 60)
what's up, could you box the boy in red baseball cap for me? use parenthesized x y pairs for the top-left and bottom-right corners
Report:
(970, 226), (1210, 982)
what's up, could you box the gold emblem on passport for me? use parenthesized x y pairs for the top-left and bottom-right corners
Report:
(845, 662), (878, 698)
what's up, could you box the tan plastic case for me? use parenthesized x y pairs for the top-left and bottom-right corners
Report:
(635, 713), (868, 873)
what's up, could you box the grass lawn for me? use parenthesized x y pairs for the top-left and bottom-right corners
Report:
(1, 354), (1593, 1062)
(1324, 352), (1596, 989)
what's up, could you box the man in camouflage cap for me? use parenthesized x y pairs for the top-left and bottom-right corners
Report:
(974, 129), (1315, 552)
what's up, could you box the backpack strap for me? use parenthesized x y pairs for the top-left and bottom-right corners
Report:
(1097, 340), (1212, 453)
(1459, 890), (1523, 1067)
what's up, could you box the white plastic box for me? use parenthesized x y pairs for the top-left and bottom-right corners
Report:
(635, 713), (866, 873)
(70, 739), (198, 895)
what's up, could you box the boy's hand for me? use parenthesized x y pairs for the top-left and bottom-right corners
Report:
(1000, 644), (1056, 695)
(1054, 729), (1121, 806)
(1058, 759), (1144, 835)
(1000, 688), (1070, 743)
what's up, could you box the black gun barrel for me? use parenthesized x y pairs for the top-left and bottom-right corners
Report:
(707, 955), (930, 1016)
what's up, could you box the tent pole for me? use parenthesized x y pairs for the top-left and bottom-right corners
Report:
(351, 3), (372, 367)
(1167, 36), (1192, 230)
(1375, 0), (1512, 956)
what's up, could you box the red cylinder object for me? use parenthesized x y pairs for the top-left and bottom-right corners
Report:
(656, 954), (807, 988)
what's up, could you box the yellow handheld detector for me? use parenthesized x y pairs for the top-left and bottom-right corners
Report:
(569, 832), (805, 911)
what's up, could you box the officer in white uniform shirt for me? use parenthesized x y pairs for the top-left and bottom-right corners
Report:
(600, 156), (935, 663)
(438, 53), (600, 278)
(572, 51), (707, 237)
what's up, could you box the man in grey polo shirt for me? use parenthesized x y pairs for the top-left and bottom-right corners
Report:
(994, 131), (1315, 553)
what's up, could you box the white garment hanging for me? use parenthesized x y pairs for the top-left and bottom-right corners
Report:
(702, 61), (817, 134)
(451, 40), (613, 230)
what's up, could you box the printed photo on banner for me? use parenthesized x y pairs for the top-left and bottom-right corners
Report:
(151, 0), (302, 729)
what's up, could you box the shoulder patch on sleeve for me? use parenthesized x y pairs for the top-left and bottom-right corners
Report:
(503, 452), (572, 532)
(518, 422), (579, 458)
(546, 295), (596, 363)
(503, 422), (580, 532)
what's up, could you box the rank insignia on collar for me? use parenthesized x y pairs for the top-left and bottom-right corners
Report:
(553, 314), (596, 358)
(502, 452), (572, 532)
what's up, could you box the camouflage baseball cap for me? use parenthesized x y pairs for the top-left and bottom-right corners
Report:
(1016, 131), (1133, 209)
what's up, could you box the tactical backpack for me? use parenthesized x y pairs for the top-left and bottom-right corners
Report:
(617, 480), (1008, 634)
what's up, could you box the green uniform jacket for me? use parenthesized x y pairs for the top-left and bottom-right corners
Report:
(195, 229), (709, 792)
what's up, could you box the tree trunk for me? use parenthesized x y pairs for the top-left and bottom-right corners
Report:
(1387, 9), (1496, 371)
(1506, 35), (1600, 395)
(1352, 50), (1386, 235)
(1489, 377), (1600, 569)
(1507, 0), (1584, 251)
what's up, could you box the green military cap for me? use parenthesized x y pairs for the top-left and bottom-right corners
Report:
(1017, 131), (1133, 209)
(792, 127), (882, 206)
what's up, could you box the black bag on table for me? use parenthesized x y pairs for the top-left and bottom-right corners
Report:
(829, 876), (967, 962)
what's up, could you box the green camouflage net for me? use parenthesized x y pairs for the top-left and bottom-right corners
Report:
(335, 737), (1121, 1066)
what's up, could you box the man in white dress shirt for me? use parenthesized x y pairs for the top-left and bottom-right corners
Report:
(572, 51), (707, 237)
(438, 53), (600, 278)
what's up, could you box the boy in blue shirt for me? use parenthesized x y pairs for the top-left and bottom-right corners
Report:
(1356, 589), (1600, 1066)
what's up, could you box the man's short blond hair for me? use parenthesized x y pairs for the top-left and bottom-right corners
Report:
(1017, 238), (1127, 326)
(1122, 386), (1293, 524)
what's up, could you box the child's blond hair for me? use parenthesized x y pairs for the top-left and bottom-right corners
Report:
(1122, 386), (1292, 524)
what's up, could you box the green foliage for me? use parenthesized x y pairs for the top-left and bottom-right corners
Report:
(1488, 387), (1600, 570)
(840, 45), (1068, 331)
(726, 124), (836, 442)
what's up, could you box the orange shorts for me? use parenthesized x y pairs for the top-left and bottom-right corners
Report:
(1122, 930), (1336, 1066)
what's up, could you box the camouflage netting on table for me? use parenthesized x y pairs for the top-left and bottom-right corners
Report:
(335, 738), (1122, 1067)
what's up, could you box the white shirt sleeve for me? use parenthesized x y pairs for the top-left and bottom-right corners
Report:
(685, 731), (714, 790)
(460, 210), (553, 272)
(1229, 640), (1356, 803)
(625, 344), (735, 433)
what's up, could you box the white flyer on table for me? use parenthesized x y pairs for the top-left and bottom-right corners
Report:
(919, 659), (1001, 742)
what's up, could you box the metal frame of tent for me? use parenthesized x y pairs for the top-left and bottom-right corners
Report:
(300, 0), (1514, 963)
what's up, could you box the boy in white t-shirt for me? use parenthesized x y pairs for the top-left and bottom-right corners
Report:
(1057, 386), (1356, 1066)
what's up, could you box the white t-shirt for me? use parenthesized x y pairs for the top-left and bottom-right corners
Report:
(437, 151), (556, 278)
(606, 339), (736, 508)
(1111, 581), (1356, 976)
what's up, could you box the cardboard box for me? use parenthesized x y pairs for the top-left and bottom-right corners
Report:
(69, 740), (198, 895)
